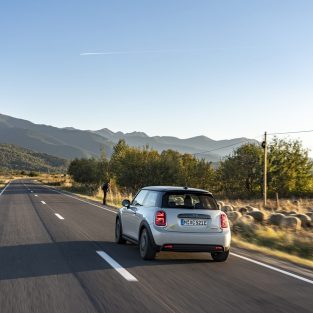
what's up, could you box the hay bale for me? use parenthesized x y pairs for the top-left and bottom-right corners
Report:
(247, 210), (265, 223)
(239, 207), (248, 214)
(221, 205), (233, 213)
(268, 213), (285, 226)
(291, 214), (311, 227)
(306, 212), (313, 219)
(238, 215), (254, 224)
(287, 210), (298, 215)
(276, 210), (288, 215)
(217, 201), (225, 209)
(226, 211), (242, 223)
(281, 216), (301, 230)
(246, 205), (258, 212)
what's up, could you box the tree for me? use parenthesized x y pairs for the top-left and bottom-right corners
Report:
(217, 144), (263, 197)
(268, 138), (313, 196)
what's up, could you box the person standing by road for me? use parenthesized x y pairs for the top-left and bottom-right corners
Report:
(102, 180), (110, 205)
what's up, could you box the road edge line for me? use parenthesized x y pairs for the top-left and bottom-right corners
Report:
(0, 181), (11, 196)
(230, 252), (313, 285)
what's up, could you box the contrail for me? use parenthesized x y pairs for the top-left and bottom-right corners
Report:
(80, 48), (223, 56)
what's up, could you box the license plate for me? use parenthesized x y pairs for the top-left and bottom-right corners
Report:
(181, 219), (207, 226)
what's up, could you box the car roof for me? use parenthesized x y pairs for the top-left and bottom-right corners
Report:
(142, 186), (212, 194)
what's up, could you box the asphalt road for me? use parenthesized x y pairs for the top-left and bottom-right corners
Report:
(0, 180), (312, 313)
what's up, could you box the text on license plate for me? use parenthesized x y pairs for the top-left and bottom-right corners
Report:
(181, 219), (207, 226)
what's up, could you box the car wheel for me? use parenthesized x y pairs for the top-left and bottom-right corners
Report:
(115, 218), (126, 244)
(139, 228), (156, 260)
(211, 250), (229, 262)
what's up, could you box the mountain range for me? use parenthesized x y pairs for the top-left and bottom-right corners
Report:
(0, 113), (258, 162)
(0, 143), (68, 173)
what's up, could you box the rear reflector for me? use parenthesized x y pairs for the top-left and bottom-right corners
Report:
(213, 246), (223, 250)
(220, 213), (229, 228)
(155, 210), (166, 226)
(164, 244), (173, 249)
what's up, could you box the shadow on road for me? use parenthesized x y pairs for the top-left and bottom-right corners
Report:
(0, 240), (216, 281)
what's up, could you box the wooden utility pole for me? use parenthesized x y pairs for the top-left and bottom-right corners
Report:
(263, 131), (268, 207)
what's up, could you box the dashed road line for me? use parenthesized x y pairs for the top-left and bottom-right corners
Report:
(42, 185), (116, 214)
(41, 201), (46, 205)
(96, 251), (138, 282)
(55, 213), (65, 220)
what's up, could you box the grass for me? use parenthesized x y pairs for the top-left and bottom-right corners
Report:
(232, 221), (313, 260)
(232, 236), (313, 270)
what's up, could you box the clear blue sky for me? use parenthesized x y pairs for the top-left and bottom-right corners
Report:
(1, 1), (312, 153)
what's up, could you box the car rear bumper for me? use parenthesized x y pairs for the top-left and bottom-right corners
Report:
(150, 225), (231, 248)
(159, 244), (228, 252)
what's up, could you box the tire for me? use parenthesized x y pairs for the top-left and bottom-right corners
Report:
(211, 250), (229, 262)
(139, 228), (156, 260)
(115, 218), (126, 244)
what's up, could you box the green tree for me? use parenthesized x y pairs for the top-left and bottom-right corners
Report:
(217, 144), (263, 197)
(268, 138), (313, 196)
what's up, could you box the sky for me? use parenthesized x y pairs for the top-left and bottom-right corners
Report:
(0, 0), (312, 154)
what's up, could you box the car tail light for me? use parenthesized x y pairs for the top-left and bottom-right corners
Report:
(155, 210), (166, 226)
(220, 213), (229, 228)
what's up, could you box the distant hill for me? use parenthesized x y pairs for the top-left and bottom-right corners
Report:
(94, 129), (258, 162)
(0, 144), (68, 172)
(0, 113), (258, 162)
(0, 114), (113, 159)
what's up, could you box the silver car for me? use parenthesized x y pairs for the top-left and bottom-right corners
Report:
(115, 186), (231, 261)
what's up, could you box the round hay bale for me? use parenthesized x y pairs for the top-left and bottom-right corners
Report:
(217, 201), (225, 209)
(292, 214), (312, 227)
(281, 216), (301, 230)
(221, 205), (233, 213)
(247, 210), (265, 223)
(268, 213), (285, 226)
(287, 210), (298, 215)
(226, 211), (242, 223)
(306, 212), (313, 219)
(238, 215), (254, 225)
(246, 205), (258, 212)
(276, 210), (288, 215)
(239, 207), (248, 214)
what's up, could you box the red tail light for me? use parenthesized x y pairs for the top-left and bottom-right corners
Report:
(220, 213), (229, 228)
(155, 210), (166, 226)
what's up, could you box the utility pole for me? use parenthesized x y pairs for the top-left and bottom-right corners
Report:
(263, 131), (268, 207)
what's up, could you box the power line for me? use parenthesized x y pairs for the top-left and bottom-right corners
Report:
(268, 129), (313, 135)
(192, 129), (313, 156)
(193, 139), (253, 156)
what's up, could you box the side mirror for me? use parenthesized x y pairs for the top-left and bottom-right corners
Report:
(122, 199), (130, 208)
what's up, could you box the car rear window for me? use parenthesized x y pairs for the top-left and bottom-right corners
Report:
(162, 192), (218, 210)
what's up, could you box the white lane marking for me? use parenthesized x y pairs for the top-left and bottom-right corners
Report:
(35, 195), (38, 197)
(55, 213), (64, 220)
(231, 252), (313, 285)
(42, 185), (116, 214)
(41, 201), (46, 204)
(96, 251), (138, 282)
(0, 182), (11, 196)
